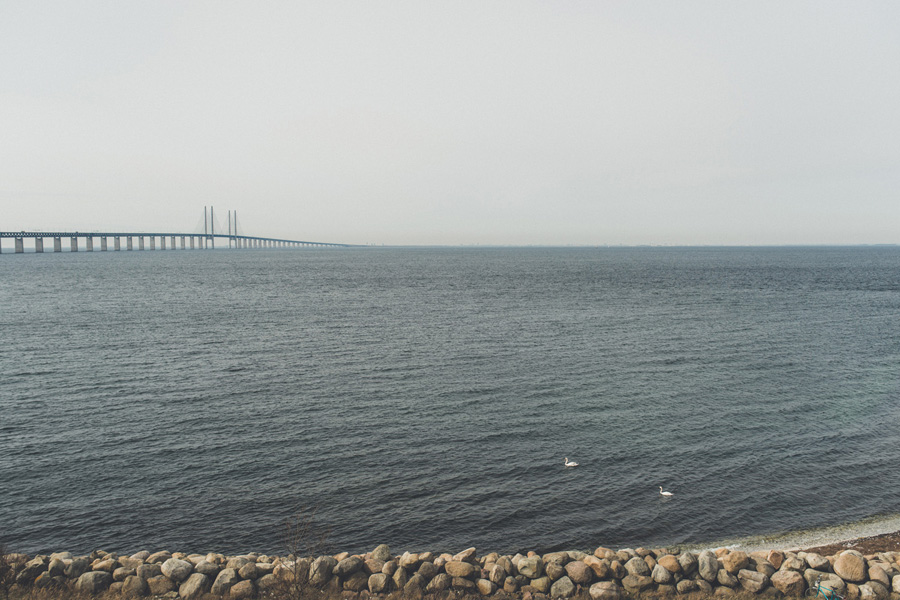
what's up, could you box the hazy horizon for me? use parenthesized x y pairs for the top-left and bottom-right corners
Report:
(2, 2), (899, 246)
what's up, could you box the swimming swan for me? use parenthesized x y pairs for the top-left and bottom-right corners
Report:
(659, 486), (674, 496)
(564, 458), (579, 467)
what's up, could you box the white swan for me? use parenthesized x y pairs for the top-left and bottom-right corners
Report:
(659, 486), (674, 496)
(564, 457), (579, 467)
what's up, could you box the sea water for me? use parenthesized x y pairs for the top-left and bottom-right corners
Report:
(1, 246), (899, 555)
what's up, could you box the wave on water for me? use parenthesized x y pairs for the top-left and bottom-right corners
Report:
(682, 513), (900, 553)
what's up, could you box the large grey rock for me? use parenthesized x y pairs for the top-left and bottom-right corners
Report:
(676, 579), (698, 594)
(621, 574), (653, 593)
(477, 578), (496, 596)
(531, 576), (552, 592)
(550, 576), (576, 598)
(771, 569), (805, 596)
(194, 560), (219, 577)
(806, 553), (831, 572)
(590, 581), (623, 600)
(229, 580), (256, 600)
(161, 557), (193, 583)
(860, 582), (890, 600)
(518, 556), (544, 578)
(146, 551), (172, 564)
(405, 572), (427, 593)
(75, 571), (113, 594)
(739, 568), (769, 593)
(425, 572), (450, 592)
(546, 562), (566, 581)
(652, 563), (674, 584)
(113, 566), (136, 582)
(892, 574), (900, 594)
(417, 561), (438, 580)
(718, 569), (738, 588)
(565, 560), (593, 585)
(178, 573), (210, 600)
(211, 568), (239, 596)
(869, 565), (891, 588)
(238, 562), (259, 580)
(781, 555), (807, 572)
(371, 544), (392, 562)
(369, 572), (390, 593)
(445, 560), (476, 579)
(834, 551), (867, 583)
(625, 556), (651, 577)
(309, 556), (338, 586)
(805, 570), (847, 595)
(544, 552), (571, 566)
(257, 574), (278, 592)
(137, 563), (162, 580)
(65, 557), (90, 579)
(490, 563), (508, 586)
(123, 574), (150, 597)
(342, 571), (368, 591)
(699, 551), (719, 582)
(46, 558), (65, 577)
(146, 575), (176, 595)
(679, 552), (698, 576)
(334, 556), (363, 578)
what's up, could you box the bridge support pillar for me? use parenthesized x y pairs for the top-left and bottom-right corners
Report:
(190, 236), (195, 249)
(150, 237), (155, 250)
(35, 238), (44, 253)
(101, 237), (108, 251)
(160, 236), (165, 250)
(117, 237), (123, 251)
(54, 237), (62, 252)
(139, 236), (145, 250)
(85, 237), (93, 252)
(70, 237), (78, 252)
(15, 237), (24, 253)
(181, 236), (186, 249)
(171, 235), (176, 249)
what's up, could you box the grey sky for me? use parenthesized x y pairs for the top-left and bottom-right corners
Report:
(2, 2), (899, 246)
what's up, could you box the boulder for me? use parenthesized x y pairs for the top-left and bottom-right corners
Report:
(594, 547), (616, 561)
(550, 576), (576, 598)
(334, 556), (363, 578)
(405, 572), (426, 593)
(490, 563), (508, 585)
(229, 580), (256, 600)
(546, 562), (566, 581)
(679, 552), (698, 575)
(445, 560), (476, 579)
(739, 568), (769, 593)
(724, 551), (750, 575)
(210, 568), (239, 596)
(584, 556), (610, 579)
(194, 560), (219, 577)
(860, 582), (890, 600)
(870, 565), (891, 588)
(565, 561), (593, 585)
(477, 578), (496, 596)
(781, 555), (807, 572)
(609, 560), (626, 579)
(718, 569), (739, 588)
(589, 581), (623, 600)
(46, 558), (65, 577)
(161, 557), (193, 583)
(806, 553), (831, 571)
(425, 573), (450, 592)
(767, 551), (785, 570)
(392, 566), (408, 590)
(372, 545), (392, 562)
(544, 552), (570, 566)
(452, 576), (476, 590)
(677, 579), (698, 594)
(453, 547), (477, 563)
(531, 576), (552, 593)
(518, 556), (545, 578)
(699, 551), (719, 582)
(417, 561), (438, 580)
(771, 569), (806, 596)
(75, 571), (113, 594)
(146, 575), (176, 595)
(65, 557), (90, 579)
(114, 566), (136, 581)
(835, 552), (868, 583)
(805, 570), (847, 595)
(342, 571), (368, 591)
(892, 574), (900, 594)
(399, 552), (420, 569)
(146, 551), (172, 564)
(309, 556), (338, 586)
(621, 574), (653, 593)
(178, 573), (210, 600)
(652, 563), (673, 584)
(624, 557), (651, 577)
(369, 573), (390, 593)
(258, 573), (278, 592)
(123, 574), (149, 596)
(137, 563), (162, 580)
(658, 555), (681, 574)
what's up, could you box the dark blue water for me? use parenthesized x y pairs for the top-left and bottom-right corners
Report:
(2, 246), (900, 555)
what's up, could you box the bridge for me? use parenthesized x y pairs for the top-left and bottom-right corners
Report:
(0, 207), (357, 253)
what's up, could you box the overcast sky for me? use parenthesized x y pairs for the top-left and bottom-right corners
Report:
(2, 2), (899, 246)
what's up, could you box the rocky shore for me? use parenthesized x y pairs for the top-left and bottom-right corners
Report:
(6, 541), (900, 600)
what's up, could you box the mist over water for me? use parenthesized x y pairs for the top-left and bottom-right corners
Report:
(2, 246), (899, 555)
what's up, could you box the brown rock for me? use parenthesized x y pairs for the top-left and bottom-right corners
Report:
(565, 561), (593, 585)
(723, 551), (750, 575)
(589, 581), (623, 600)
(621, 574), (653, 593)
(230, 580), (256, 600)
(146, 575), (176, 595)
(445, 560), (476, 579)
(178, 573), (211, 600)
(771, 570), (805, 596)
(584, 556), (610, 579)
(767, 551), (785, 570)
(835, 552), (868, 584)
(738, 568), (769, 593)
